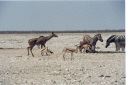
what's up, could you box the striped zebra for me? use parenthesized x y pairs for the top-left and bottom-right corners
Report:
(105, 35), (125, 51)
(79, 34), (103, 53)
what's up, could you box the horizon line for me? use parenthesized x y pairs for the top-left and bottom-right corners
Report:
(0, 29), (125, 34)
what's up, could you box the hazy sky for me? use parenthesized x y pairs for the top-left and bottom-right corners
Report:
(0, 0), (125, 31)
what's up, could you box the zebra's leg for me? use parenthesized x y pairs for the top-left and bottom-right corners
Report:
(41, 44), (45, 49)
(44, 44), (46, 47)
(30, 46), (34, 57)
(37, 45), (40, 49)
(91, 46), (95, 53)
(27, 47), (30, 55)
(115, 45), (117, 51)
(115, 43), (120, 51)
(41, 44), (43, 49)
(121, 46), (125, 52)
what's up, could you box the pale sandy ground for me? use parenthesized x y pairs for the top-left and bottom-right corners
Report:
(0, 32), (125, 85)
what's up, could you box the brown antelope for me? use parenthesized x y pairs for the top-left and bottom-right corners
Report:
(62, 46), (79, 60)
(75, 44), (92, 53)
(41, 47), (53, 56)
(81, 44), (92, 53)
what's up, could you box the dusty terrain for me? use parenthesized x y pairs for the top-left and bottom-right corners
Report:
(0, 32), (125, 85)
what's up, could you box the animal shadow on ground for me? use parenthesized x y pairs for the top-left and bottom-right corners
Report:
(95, 51), (125, 53)
(0, 48), (20, 49)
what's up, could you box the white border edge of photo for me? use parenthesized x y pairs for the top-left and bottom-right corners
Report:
(125, 0), (127, 84)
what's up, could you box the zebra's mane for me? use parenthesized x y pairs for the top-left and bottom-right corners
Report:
(107, 35), (116, 42)
(93, 33), (101, 39)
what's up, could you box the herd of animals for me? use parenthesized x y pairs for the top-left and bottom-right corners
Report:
(27, 32), (125, 60)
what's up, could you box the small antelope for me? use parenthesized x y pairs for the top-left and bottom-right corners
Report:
(62, 46), (79, 60)
(81, 44), (92, 53)
(75, 44), (92, 53)
(41, 47), (54, 56)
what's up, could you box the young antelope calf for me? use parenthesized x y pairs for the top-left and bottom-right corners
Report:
(81, 44), (92, 53)
(75, 44), (92, 53)
(41, 47), (53, 56)
(62, 46), (78, 60)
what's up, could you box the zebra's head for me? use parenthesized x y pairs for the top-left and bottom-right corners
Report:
(105, 41), (110, 48)
(96, 34), (103, 42)
(105, 35), (116, 48)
